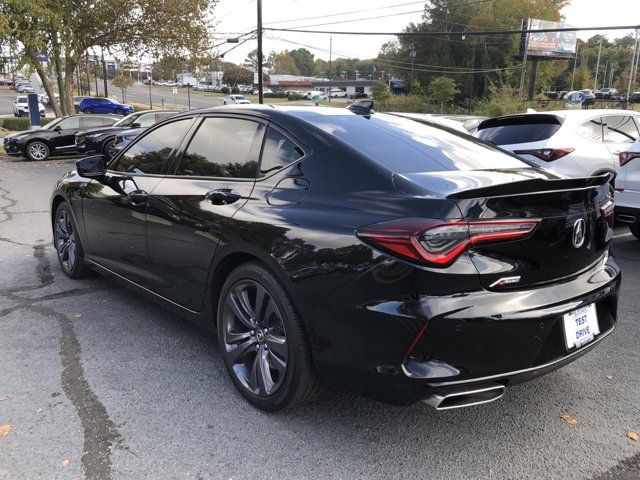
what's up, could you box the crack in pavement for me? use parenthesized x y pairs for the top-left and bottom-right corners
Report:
(1, 236), (123, 479)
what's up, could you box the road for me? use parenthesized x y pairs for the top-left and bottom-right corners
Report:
(0, 155), (639, 480)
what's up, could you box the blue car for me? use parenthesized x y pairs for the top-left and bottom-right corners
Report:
(79, 97), (134, 115)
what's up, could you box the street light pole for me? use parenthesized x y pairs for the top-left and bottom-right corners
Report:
(257, 0), (264, 104)
(468, 38), (476, 114)
(148, 63), (153, 109)
(570, 45), (578, 91)
(101, 47), (108, 97)
(328, 36), (332, 103)
(594, 36), (602, 90)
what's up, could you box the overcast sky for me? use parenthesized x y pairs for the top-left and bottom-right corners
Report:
(212, 0), (639, 65)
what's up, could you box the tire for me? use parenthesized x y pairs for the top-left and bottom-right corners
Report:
(102, 138), (117, 159)
(114, 108), (124, 115)
(630, 222), (640, 240)
(53, 202), (91, 279)
(83, 108), (93, 114)
(25, 141), (50, 161)
(217, 261), (321, 412)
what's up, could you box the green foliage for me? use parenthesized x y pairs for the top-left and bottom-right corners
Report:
(0, 117), (54, 131)
(371, 81), (392, 102)
(476, 83), (526, 117)
(264, 92), (287, 98)
(287, 93), (304, 101)
(289, 48), (316, 76)
(223, 65), (253, 86)
(220, 86), (230, 94)
(231, 85), (240, 94)
(572, 64), (592, 90)
(427, 77), (459, 107)
(112, 74), (134, 90)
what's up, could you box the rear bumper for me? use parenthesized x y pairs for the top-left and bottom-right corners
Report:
(310, 254), (620, 406)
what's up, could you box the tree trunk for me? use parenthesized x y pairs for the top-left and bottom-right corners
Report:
(51, 36), (67, 116)
(64, 54), (77, 115)
(25, 46), (62, 118)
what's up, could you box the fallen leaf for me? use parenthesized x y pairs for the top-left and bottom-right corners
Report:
(606, 374), (613, 380)
(628, 432), (639, 441)
(61, 459), (70, 468)
(0, 424), (12, 436)
(34, 408), (43, 413)
(561, 414), (579, 426)
(73, 313), (82, 318)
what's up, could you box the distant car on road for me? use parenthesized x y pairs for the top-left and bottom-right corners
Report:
(579, 89), (596, 106)
(16, 83), (35, 93)
(252, 88), (274, 95)
(3, 114), (118, 161)
(39, 93), (60, 106)
(615, 138), (640, 239)
(73, 96), (91, 113)
(595, 88), (620, 99)
(349, 92), (369, 99)
(79, 97), (134, 115)
(302, 90), (324, 100)
(13, 95), (45, 117)
(75, 109), (177, 159)
(309, 93), (328, 102)
(329, 89), (348, 98)
(628, 91), (640, 104)
(223, 95), (251, 105)
(475, 109), (640, 181)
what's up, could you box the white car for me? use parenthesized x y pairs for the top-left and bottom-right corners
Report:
(13, 95), (45, 117)
(474, 109), (640, 180)
(615, 138), (640, 239)
(303, 90), (325, 100)
(251, 88), (274, 95)
(16, 83), (35, 93)
(222, 95), (251, 105)
(329, 89), (348, 98)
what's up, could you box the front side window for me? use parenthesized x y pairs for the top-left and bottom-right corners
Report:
(603, 115), (639, 143)
(576, 117), (604, 141)
(176, 117), (262, 178)
(137, 113), (157, 127)
(58, 117), (81, 129)
(114, 118), (193, 174)
(80, 116), (109, 128)
(260, 128), (304, 176)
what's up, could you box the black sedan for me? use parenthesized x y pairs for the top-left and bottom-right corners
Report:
(4, 115), (119, 161)
(75, 109), (177, 159)
(50, 105), (620, 411)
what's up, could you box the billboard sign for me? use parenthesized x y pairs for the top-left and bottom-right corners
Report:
(526, 19), (577, 59)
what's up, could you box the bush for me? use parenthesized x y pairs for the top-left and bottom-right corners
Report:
(231, 85), (240, 94)
(0, 117), (54, 131)
(371, 81), (392, 102)
(476, 83), (526, 117)
(287, 93), (304, 101)
(264, 91), (287, 98)
(220, 86), (230, 94)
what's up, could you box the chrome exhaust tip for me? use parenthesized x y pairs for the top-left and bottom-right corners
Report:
(423, 383), (506, 410)
(616, 214), (637, 224)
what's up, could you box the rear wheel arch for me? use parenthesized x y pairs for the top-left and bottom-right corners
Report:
(208, 247), (305, 327)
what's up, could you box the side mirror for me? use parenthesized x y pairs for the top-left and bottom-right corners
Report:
(130, 122), (141, 128)
(76, 155), (107, 178)
(53, 125), (62, 131)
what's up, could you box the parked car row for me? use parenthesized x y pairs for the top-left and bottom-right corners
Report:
(12, 95), (45, 117)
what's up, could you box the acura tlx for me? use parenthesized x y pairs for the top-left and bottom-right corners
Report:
(50, 104), (620, 411)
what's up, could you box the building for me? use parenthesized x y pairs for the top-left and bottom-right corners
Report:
(312, 79), (375, 97)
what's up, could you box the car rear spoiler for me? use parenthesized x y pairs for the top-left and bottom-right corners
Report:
(446, 173), (613, 200)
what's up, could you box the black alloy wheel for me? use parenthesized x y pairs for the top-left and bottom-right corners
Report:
(103, 138), (117, 159)
(83, 108), (93, 114)
(114, 108), (124, 115)
(54, 203), (90, 279)
(218, 262), (321, 411)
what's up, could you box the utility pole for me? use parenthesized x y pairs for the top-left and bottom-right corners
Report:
(86, 55), (91, 96)
(409, 50), (416, 95)
(93, 55), (99, 95)
(594, 36), (602, 90)
(518, 18), (530, 100)
(628, 30), (639, 106)
(101, 47), (108, 97)
(257, 0), (264, 104)
(570, 45), (578, 91)
(468, 37), (476, 114)
(148, 63), (153, 109)
(603, 60), (609, 88)
(328, 36), (332, 103)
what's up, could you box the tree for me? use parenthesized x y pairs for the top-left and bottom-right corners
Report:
(112, 74), (134, 102)
(222, 65), (253, 86)
(289, 48), (315, 76)
(427, 76), (459, 112)
(371, 81), (392, 102)
(244, 49), (259, 70)
(1, 0), (216, 116)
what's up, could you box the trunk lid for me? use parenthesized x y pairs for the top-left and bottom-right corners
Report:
(398, 168), (613, 289)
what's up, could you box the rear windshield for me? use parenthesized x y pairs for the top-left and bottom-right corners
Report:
(475, 115), (562, 145)
(308, 113), (527, 173)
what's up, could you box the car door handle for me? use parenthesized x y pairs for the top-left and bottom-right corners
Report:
(127, 189), (148, 205)
(205, 189), (241, 205)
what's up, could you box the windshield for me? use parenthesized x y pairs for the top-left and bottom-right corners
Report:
(114, 112), (140, 127)
(17, 96), (27, 103)
(235, 96), (246, 100)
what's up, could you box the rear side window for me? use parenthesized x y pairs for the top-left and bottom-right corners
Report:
(58, 117), (81, 129)
(80, 116), (109, 128)
(259, 128), (304, 176)
(603, 115), (639, 143)
(475, 115), (562, 145)
(577, 117), (604, 141)
(176, 117), (262, 178)
(311, 113), (526, 173)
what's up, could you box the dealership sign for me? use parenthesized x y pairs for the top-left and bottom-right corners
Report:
(565, 91), (586, 105)
(526, 19), (577, 59)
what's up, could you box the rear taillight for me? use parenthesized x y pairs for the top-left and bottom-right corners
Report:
(619, 151), (640, 167)
(356, 218), (540, 267)
(513, 148), (574, 162)
(600, 199), (615, 227)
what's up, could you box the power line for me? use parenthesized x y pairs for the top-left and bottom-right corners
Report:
(264, 24), (640, 37)
(271, 9), (426, 31)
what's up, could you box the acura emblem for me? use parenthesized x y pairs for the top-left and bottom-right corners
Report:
(572, 219), (586, 248)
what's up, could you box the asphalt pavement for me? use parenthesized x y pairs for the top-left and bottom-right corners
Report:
(0, 155), (639, 480)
